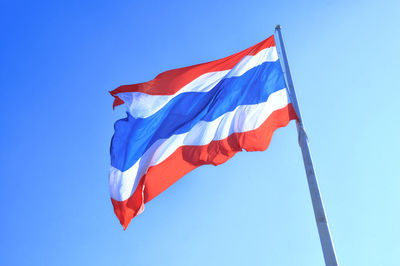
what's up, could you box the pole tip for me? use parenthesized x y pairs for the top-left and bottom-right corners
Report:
(275, 25), (281, 30)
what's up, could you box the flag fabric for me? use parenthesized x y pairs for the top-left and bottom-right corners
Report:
(109, 35), (298, 229)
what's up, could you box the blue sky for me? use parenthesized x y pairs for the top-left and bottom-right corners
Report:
(1, 0), (399, 265)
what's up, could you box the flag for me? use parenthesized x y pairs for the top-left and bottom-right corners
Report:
(109, 35), (298, 229)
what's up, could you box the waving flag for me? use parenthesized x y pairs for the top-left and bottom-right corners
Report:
(109, 35), (298, 229)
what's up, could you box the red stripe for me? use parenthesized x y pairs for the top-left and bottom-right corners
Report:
(111, 103), (297, 229)
(110, 36), (276, 108)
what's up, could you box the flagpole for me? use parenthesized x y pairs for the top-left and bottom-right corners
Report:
(274, 25), (338, 266)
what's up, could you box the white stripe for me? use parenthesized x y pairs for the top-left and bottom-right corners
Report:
(116, 46), (279, 119)
(109, 88), (290, 201)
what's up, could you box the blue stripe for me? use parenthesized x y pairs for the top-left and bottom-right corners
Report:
(111, 60), (285, 171)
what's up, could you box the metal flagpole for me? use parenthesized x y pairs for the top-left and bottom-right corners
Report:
(274, 25), (338, 266)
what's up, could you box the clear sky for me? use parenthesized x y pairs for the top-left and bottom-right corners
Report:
(1, 0), (399, 265)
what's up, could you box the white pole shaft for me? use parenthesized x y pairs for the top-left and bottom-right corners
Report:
(274, 25), (338, 266)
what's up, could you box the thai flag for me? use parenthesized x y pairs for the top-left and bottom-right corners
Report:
(109, 35), (298, 229)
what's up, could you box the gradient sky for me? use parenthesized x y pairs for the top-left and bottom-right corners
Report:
(1, 0), (399, 265)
